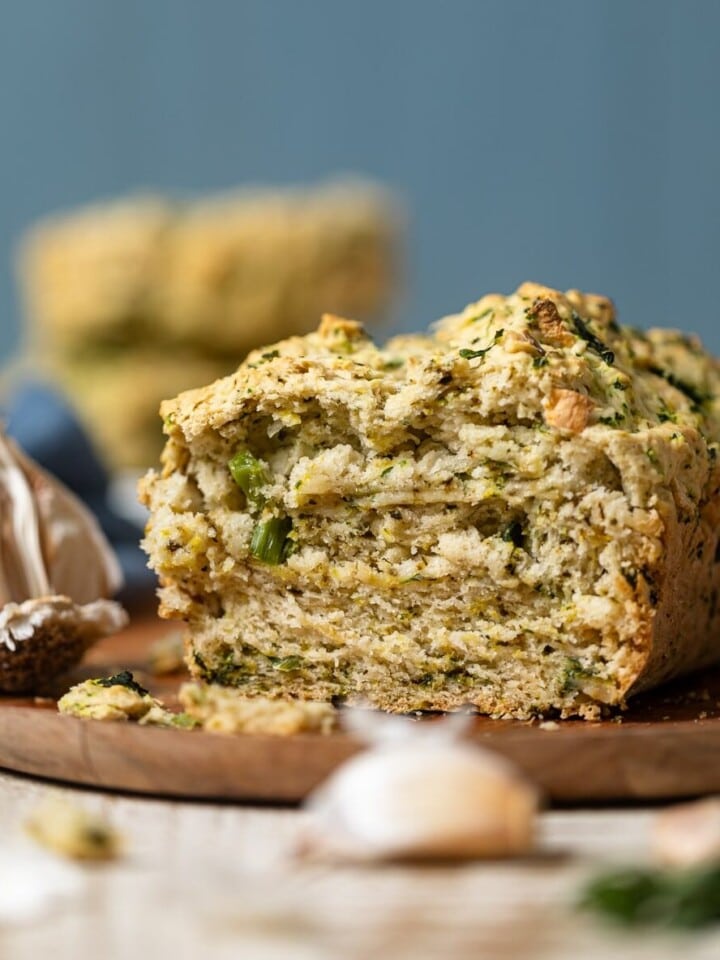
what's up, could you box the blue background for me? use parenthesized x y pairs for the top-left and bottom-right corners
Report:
(0, 0), (718, 361)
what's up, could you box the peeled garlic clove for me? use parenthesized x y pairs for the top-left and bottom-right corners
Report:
(306, 715), (539, 862)
(652, 798), (720, 869)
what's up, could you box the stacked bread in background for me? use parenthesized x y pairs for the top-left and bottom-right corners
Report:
(18, 182), (399, 469)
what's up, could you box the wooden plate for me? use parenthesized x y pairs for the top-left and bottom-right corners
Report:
(1, 615), (719, 804)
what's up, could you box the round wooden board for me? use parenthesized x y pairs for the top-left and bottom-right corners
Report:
(1, 615), (720, 804)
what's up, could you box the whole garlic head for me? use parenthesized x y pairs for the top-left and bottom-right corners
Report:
(305, 712), (539, 862)
(0, 427), (127, 691)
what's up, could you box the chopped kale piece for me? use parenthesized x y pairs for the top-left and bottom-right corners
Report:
(560, 657), (592, 694)
(598, 412), (624, 427)
(572, 312), (615, 364)
(647, 364), (708, 407)
(96, 671), (150, 697)
(501, 520), (524, 549)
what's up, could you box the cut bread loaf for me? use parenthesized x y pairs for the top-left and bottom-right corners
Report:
(140, 283), (720, 718)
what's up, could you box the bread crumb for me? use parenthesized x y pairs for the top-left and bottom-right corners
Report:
(58, 672), (197, 729)
(538, 720), (559, 731)
(179, 682), (337, 735)
(25, 799), (121, 861)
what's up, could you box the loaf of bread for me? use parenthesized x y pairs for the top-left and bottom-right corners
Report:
(19, 182), (398, 468)
(140, 283), (720, 718)
(19, 183), (397, 356)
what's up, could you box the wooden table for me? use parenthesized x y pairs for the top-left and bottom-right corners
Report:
(0, 770), (719, 960)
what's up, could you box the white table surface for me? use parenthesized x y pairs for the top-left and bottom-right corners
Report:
(0, 770), (719, 960)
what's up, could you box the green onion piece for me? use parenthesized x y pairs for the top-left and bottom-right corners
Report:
(273, 656), (302, 673)
(228, 451), (269, 509)
(250, 516), (292, 565)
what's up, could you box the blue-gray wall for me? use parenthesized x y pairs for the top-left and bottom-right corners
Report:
(1, 0), (718, 360)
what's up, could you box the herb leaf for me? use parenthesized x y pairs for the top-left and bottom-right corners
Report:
(580, 865), (720, 929)
(96, 671), (150, 697)
(647, 364), (708, 408)
(572, 313), (615, 365)
(459, 329), (504, 361)
(501, 520), (524, 549)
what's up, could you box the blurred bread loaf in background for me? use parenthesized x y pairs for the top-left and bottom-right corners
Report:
(17, 180), (400, 470)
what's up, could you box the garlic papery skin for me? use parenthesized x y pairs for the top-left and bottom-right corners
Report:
(652, 798), (720, 869)
(0, 437), (122, 605)
(0, 425), (127, 691)
(305, 714), (539, 862)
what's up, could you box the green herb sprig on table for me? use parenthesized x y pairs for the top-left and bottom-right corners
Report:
(580, 865), (720, 929)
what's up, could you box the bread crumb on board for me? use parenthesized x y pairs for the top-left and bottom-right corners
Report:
(57, 671), (336, 736)
(537, 720), (560, 731)
(57, 671), (196, 728)
(179, 682), (338, 735)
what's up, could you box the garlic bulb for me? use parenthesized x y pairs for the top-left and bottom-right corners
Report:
(652, 798), (720, 869)
(305, 711), (539, 861)
(0, 426), (127, 691)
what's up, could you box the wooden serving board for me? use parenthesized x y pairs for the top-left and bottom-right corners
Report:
(1, 614), (720, 804)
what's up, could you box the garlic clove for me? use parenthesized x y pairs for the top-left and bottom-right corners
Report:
(652, 797), (720, 869)
(306, 714), (539, 862)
